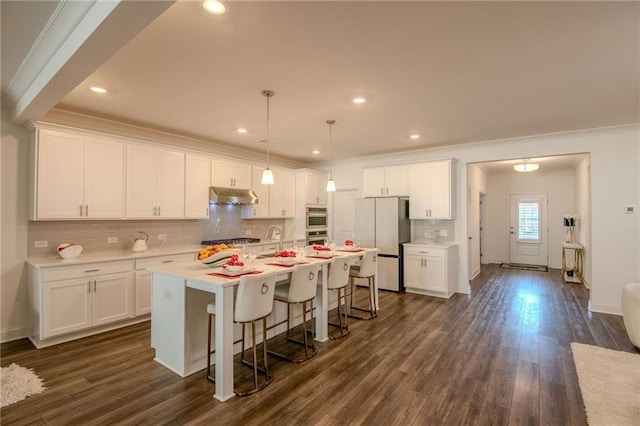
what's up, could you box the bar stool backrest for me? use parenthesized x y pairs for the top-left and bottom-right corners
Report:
(356, 250), (377, 278)
(288, 263), (319, 303)
(234, 272), (277, 323)
(328, 258), (350, 290)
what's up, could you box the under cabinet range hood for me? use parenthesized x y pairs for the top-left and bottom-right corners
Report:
(209, 186), (259, 205)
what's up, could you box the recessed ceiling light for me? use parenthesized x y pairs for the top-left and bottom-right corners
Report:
(312, 150), (320, 155)
(237, 128), (247, 134)
(90, 86), (107, 94)
(202, 0), (226, 15)
(410, 134), (420, 140)
(352, 97), (366, 104)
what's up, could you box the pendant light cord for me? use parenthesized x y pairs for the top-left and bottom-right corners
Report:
(327, 119), (335, 178)
(266, 94), (270, 168)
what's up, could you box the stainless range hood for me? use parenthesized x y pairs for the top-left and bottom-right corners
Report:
(209, 186), (259, 205)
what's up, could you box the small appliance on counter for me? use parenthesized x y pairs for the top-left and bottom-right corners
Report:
(133, 231), (149, 252)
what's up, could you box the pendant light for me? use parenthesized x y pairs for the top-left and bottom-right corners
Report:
(514, 159), (539, 172)
(261, 90), (275, 185)
(326, 119), (336, 192)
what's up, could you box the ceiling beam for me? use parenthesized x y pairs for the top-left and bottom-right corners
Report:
(7, 0), (175, 124)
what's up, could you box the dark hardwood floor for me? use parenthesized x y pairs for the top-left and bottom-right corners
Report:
(1, 264), (635, 425)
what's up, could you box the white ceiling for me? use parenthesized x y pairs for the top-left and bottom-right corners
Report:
(5, 1), (640, 164)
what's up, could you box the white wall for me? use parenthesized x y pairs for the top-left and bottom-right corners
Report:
(575, 156), (591, 287)
(467, 164), (488, 279)
(1, 106), (31, 341)
(328, 124), (639, 314)
(485, 168), (575, 269)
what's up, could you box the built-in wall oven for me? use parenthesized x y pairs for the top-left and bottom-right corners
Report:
(306, 229), (329, 246)
(306, 207), (328, 228)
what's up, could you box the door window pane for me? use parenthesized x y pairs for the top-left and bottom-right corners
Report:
(517, 200), (540, 242)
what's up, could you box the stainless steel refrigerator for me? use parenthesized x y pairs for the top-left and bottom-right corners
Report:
(354, 197), (411, 292)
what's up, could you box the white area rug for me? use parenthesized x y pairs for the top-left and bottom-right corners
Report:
(0, 363), (46, 407)
(571, 342), (640, 426)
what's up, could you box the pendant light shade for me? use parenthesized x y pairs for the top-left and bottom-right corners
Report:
(514, 159), (539, 172)
(326, 119), (336, 192)
(261, 90), (275, 185)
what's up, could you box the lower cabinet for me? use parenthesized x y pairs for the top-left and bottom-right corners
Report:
(403, 244), (457, 298)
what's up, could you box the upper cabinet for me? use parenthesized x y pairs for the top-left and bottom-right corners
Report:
(211, 158), (252, 190)
(31, 128), (125, 220)
(243, 166), (295, 219)
(185, 154), (211, 219)
(297, 170), (327, 206)
(362, 165), (408, 197)
(126, 144), (185, 219)
(408, 160), (455, 220)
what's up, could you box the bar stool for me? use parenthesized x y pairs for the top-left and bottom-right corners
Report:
(349, 250), (378, 320)
(327, 257), (351, 339)
(267, 263), (320, 362)
(206, 271), (277, 396)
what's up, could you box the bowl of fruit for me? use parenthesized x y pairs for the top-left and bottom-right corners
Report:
(57, 243), (83, 260)
(197, 244), (240, 266)
(275, 250), (298, 264)
(222, 254), (245, 272)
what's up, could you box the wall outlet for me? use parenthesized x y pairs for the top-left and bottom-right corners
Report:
(34, 240), (48, 248)
(107, 237), (118, 244)
(158, 234), (167, 240)
(439, 229), (448, 237)
(245, 230), (252, 235)
(624, 205), (636, 214)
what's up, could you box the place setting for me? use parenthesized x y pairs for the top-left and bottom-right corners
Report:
(266, 249), (309, 268)
(207, 253), (262, 278)
(335, 239), (365, 253)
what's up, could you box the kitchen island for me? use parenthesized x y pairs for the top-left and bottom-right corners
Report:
(148, 248), (378, 402)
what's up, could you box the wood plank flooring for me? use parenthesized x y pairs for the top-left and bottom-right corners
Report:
(2, 264), (636, 425)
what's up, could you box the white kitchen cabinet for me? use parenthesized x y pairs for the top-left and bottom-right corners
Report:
(296, 169), (327, 205)
(243, 166), (295, 219)
(185, 154), (211, 219)
(35, 260), (135, 340)
(134, 253), (195, 316)
(126, 144), (185, 219)
(211, 158), (252, 189)
(408, 160), (455, 220)
(363, 165), (408, 197)
(403, 244), (457, 298)
(32, 128), (125, 220)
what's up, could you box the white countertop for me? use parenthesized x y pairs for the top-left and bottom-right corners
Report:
(26, 245), (202, 268)
(404, 241), (457, 248)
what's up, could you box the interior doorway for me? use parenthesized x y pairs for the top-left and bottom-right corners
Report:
(509, 193), (548, 266)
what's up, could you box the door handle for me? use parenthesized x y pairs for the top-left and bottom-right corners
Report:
(510, 231), (514, 234)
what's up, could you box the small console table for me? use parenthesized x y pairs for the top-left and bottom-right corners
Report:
(561, 242), (584, 284)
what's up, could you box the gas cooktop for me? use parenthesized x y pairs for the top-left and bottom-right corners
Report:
(201, 237), (261, 246)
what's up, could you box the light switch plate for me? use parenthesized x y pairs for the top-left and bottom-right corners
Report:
(624, 205), (635, 214)
(34, 240), (48, 248)
(107, 237), (118, 243)
(158, 234), (167, 240)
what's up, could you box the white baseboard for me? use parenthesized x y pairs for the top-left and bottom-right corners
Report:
(470, 268), (480, 280)
(1, 326), (30, 344)
(588, 300), (622, 316)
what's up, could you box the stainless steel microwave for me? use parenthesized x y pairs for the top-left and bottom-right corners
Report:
(306, 206), (328, 228)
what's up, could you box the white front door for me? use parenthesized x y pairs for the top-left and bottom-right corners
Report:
(509, 193), (548, 266)
(332, 189), (358, 244)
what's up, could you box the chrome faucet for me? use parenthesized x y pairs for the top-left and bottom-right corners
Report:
(265, 225), (283, 251)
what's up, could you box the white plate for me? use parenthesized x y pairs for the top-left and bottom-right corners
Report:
(215, 267), (257, 276)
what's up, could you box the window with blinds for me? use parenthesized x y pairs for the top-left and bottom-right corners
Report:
(517, 200), (540, 242)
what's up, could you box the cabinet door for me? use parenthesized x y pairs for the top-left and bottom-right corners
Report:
(36, 129), (84, 219)
(92, 272), (134, 326)
(211, 158), (234, 188)
(427, 162), (452, 219)
(232, 162), (252, 189)
(385, 165), (408, 196)
(156, 149), (185, 218)
(83, 136), (125, 218)
(242, 166), (269, 218)
(185, 154), (210, 219)
(126, 145), (158, 218)
(363, 168), (386, 197)
(408, 163), (430, 219)
(403, 255), (425, 289)
(271, 169), (295, 217)
(135, 270), (152, 316)
(43, 278), (92, 338)
(424, 256), (446, 292)
(314, 173), (327, 205)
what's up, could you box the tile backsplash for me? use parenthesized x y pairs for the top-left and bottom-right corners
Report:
(411, 219), (456, 242)
(28, 204), (287, 257)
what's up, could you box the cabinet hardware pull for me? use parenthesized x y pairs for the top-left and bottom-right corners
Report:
(80, 205), (84, 216)
(381, 188), (383, 195)
(87, 282), (91, 293)
(85, 205), (88, 216)
(419, 251), (429, 254)
(162, 260), (173, 263)
(85, 269), (100, 272)
(93, 280), (97, 292)
(158, 206), (161, 216)
(386, 187), (389, 195)
(153, 206), (157, 216)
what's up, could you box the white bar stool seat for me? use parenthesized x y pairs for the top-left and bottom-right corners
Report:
(327, 257), (352, 338)
(348, 250), (378, 320)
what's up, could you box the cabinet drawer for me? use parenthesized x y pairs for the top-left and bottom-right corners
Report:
(43, 260), (133, 282)
(135, 253), (195, 270)
(404, 246), (446, 257)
